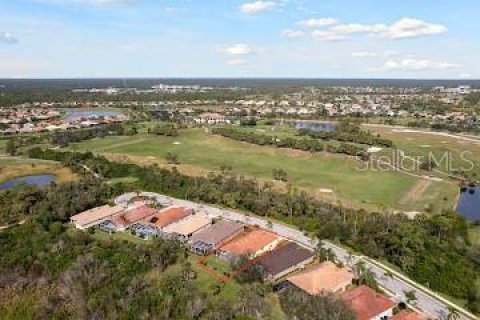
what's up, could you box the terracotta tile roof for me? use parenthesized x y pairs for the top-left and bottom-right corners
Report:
(110, 214), (129, 229)
(257, 242), (315, 277)
(163, 212), (211, 236)
(287, 261), (354, 295)
(190, 220), (244, 246)
(147, 207), (193, 229)
(71, 205), (125, 228)
(220, 228), (280, 256)
(123, 205), (158, 224)
(390, 310), (424, 320)
(341, 285), (396, 320)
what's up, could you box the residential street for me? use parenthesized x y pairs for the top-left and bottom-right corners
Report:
(116, 192), (477, 320)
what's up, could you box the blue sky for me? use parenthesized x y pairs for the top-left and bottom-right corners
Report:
(0, 0), (478, 78)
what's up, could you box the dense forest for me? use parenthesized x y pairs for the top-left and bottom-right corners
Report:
(0, 178), (353, 319)
(25, 148), (480, 312)
(211, 127), (369, 159)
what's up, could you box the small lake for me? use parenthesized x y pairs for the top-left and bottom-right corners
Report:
(0, 175), (56, 191)
(456, 187), (480, 222)
(65, 110), (121, 122)
(283, 121), (337, 132)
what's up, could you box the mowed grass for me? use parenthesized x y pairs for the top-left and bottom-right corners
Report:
(69, 128), (455, 212)
(366, 125), (480, 176)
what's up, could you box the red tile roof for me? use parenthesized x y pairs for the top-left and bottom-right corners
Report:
(147, 207), (192, 228)
(220, 228), (279, 256)
(390, 310), (424, 320)
(287, 261), (354, 295)
(341, 285), (395, 320)
(123, 205), (158, 224)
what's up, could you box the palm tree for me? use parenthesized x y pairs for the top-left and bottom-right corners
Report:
(447, 307), (460, 320)
(403, 290), (417, 305)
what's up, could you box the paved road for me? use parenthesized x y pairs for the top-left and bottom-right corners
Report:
(116, 192), (476, 320)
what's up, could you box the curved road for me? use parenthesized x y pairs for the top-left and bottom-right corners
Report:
(116, 192), (477, 320)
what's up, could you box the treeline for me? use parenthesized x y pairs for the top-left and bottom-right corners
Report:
(148, 123), (179, 136)
(407, 121), (480, 134)
(51, 123), (135, 147)
(0, 178), (118, 225)
(212, 127), (369, 159)
(297, 126), (393, 147)
(26, 148), (480, 311)
(0, 179), (270, 319)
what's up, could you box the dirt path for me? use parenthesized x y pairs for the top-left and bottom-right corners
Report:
(400, 179), (432, 204)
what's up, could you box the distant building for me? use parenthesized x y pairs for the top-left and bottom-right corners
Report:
(195, 112), (230, 124)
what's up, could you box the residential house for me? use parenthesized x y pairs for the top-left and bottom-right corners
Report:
(340, 285), (396, 320)
(256, 242), (315, 281)
(286, 261), (354, 295)
(218, 227), (281, 260)
(70, 204), (125, 230)
(190, 220), (245, 255)
(162, 212), (211, 241)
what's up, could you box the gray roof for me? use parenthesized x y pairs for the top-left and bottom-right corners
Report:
(190, 219), (244, 246)
(257, 242), (315, 276)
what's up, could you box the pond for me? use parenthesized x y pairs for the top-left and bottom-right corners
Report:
(65, 110), (121, 122)
(0, 175), (57, 191)
(283, 121), (337, 132)
(456, 187), (480, 222)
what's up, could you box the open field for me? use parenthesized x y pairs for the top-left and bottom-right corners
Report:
(366, 125), (480, 177)
(469, 225), (480, 247)
(68, 128), (457, 212)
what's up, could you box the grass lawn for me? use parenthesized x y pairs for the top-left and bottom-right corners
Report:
(68, 128), (456, 212)
(107, 176), (139, 185)
(0, 139), (7, 154)
(366, 125), (480, 177)
(469, 225), (480, 247)
(204, 254), (232, 275)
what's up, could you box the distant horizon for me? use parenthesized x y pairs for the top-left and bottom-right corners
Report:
(1, 77), (479, 81)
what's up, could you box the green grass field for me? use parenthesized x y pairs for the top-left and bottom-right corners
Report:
(367, 125), (480, 176)
(469, 225), (480, 247)
(68, 128), (457, 212)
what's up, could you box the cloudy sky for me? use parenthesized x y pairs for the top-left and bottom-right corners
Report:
(0, 0), (478, 78)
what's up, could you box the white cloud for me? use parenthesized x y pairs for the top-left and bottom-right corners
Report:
(0, 32), (18, 44)
(352, 51), (377, 58)
(218, 44), (254, 56)
(331, 23), (386, 34)
(298, 17), (337, 28)
(226, 59), (247, 65)
(329, 17), (447, 39)
(381, 17), (447, 39)
(311, 30), (345, 42)
(383, 58), (456, 71)
(239, 1), (276, 14)
(280, 29), (304, 39)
